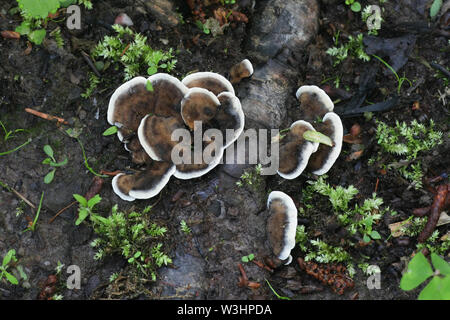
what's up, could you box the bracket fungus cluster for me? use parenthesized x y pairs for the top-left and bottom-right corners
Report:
(277, 85), (343, 179)
(107, 71), (246, 201)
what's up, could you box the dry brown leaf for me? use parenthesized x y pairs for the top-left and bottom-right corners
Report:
(1, 31), (20, 39)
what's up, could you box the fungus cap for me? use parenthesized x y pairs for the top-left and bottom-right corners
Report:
(266, 191), (298, 264)
(307, 112), (343, 175)
(215, 91), (245, 148)
(112, 161), (175, 201)
(182, 72), (235, 96)
(277, 120), (319, 180)
(137, 114), (185, 162)
(174, 140), (225, 180)
(296, 85), (334, 120)
(107, 74), (187, 141)
(180, 87), (221, 130)
(230, 59), (254, 84)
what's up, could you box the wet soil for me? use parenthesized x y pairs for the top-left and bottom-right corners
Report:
(0, 0), (448, 300)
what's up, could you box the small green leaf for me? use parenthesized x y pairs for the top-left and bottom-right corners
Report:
(147, 65), (157, 76)
(4, 271), (18, 285)
(430, 0), (443, 18)
(75, 208), (89, 225)
(73, 194), (88, 207)
(42, 158), (52, 165)
(370, 230), (381, 240)
(29, 29), (46, 45)
(303, 130), (333, 146)
(102, 126), (118, 136)
(400, 252), (433, 291)
(44, 169), (55, 184)
(87, 194), (102, 209)
(248, 253), (255, 261)
(363, 234), (371, 243)
(17, 265), (28, 281)
(350, 2), (361, 12)
(418, 276), (449, 300)
(43, 145), (54, 160)
(431, 253), (450, 276)
(242, 256), (249, 263)
(18, 0), (60, 19)
(15, 22), (31, 35)
(2, 249), (16, 267)
(50, 157), (68, 167)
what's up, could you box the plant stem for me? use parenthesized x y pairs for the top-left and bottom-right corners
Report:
(0, 138), (32, 156)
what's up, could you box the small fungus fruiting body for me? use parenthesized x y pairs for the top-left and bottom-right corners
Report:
(229, 59), (254, 84)
(266, 191), (298, 265)
(295, 85), (334, 120)
(277, 120), (319, 179)
(307, 112), (343, 175)
(108, 70), (246, 201)
(182, 72), (235, 96)
(275, 85), (343, 179)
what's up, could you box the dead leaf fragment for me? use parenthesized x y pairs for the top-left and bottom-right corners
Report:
(1, 31), (20, 39)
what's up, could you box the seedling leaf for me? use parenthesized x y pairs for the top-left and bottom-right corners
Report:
(75, 208), (89, 226)
(400, 252), (433, 290)
(87, 194), (102, 209)
(431, 253), (450, 276)
(370, 230), (381, 240)
(103, 126), (118, 136)
(43, 145), (55, 161)
(51, 157), (68, 167)
(17, 0), (60, 19)
(28, 29), (46, 45)
(44, 169), (55, 184)
(4, 271), (19, 285)
(73, 194), (88, 207)
(418, 276), (449, 300)
(303, 130), (333, 146)
(430, 0), (443, 18)
(2, 249), (16, 267)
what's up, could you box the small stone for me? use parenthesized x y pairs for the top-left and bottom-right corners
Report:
(114, 13), (133, 26)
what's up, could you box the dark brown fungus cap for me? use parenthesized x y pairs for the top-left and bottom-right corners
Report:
(266, 191), (298, 265)
(180, 88), (221, 130)
(214, 92), (245, 148)
(112, 161), (175, 201)
(182, 72), (235, 96)
(295, 85), (334, 121)
(229, 59), (254, 84)
(277, 120), (319, 180)
(306, 112), (343, 175)
(138, 115), (186, 162)
(107, 74), (187, 139)
(174, 140), (224, 180)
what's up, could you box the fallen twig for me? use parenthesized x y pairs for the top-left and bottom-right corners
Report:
(252, 260), (274, 273)
(81, 50), (101, 77)
(25, 108), (68, 125)
(418, 184), (449, 243)
(430, 62), (450, 79)
(99, 170), (122, 177)
(11, 186), (36, 210)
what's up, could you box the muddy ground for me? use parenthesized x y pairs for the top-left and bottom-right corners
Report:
(0, 0), (449, 300)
